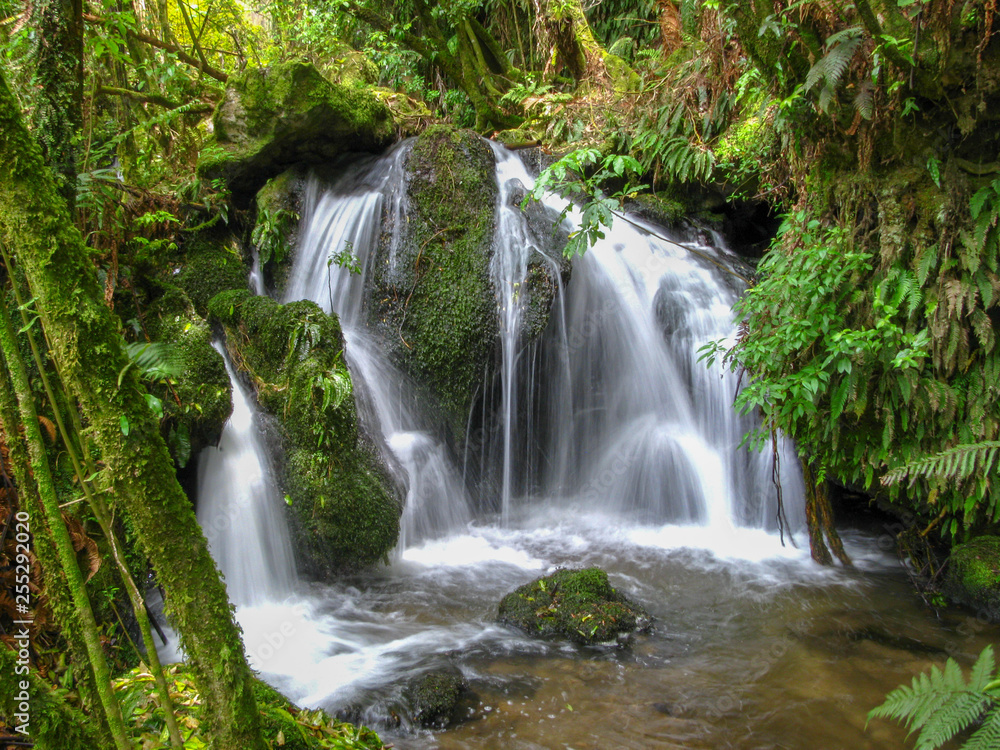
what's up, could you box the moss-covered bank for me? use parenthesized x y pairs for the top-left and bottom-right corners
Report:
(368, 125), (499, 440)
(200, 61), (395, 204)
(944, 536), (1000, 620)
(209, 289), (399, 575)
(498, 567), (651, 645)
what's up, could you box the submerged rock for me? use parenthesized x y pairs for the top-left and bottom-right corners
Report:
(208, 289), (399, 575)
(200, 61), (395, 203)
(944, 535), (1000, 619)
(402, 668), (476, 729)
(498, 567), (651, 645)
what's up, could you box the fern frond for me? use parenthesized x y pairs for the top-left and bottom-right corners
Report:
(870, 648), (1000, 750)
(882, 442), (1000, 486)
(964, 706), (1000, 750)
(125, 341), (185, 381)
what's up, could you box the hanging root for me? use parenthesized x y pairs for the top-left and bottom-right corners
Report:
(803, 462), (852, 566)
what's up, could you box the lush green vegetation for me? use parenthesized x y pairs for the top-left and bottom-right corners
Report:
(0, 0), (999, 746)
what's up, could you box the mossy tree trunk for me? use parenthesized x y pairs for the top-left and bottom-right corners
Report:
(31, 0), (83, 211)
(344, 0), (520, 131)
(0, 326), (114, 749)
(531, 0), (636, 88)
(0, 71), (266, 750)
(802, 462), (851, 567)
(0, 302), (130, 750)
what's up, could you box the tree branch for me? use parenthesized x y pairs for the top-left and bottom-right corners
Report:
(83, 12), (228, 82)
(97, 85), (215, 113)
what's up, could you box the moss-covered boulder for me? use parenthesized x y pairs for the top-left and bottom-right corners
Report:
(944, 536), (1000, 620)
(402, 668), (475, 729)
(172, 231), (249, 316)
(498, 568), (651, 645)
(144, 288), (232, 462)
(368, 125), (498, 439)
(208, 289), (399, 575)
(200, 61), (395, 203)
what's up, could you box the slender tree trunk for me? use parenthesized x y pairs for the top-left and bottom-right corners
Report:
(802, 462), (852, 566)
(0, 303), (130, 750)
(0, 330), (114, 749)
(0, 70), (266, 750)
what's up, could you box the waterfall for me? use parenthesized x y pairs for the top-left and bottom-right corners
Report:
(195, 341), (296, 606)
(280, 141), (804, 545)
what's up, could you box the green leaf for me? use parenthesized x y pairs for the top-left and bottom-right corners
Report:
(120, 415), (130, 437)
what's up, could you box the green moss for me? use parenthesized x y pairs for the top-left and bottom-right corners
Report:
(370, 125), (498, 439)
(627, 191), (687, 227)
(147, 288), (232, 460)
(208, 290), (399, 575)
(403, 669), (471, 729)
(944, 536), (1000, 619)
(175, 232), (249, 316)
(498, 568), (651, 645)
(199, 61), (395, 201)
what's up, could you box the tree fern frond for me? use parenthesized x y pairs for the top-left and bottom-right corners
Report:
(884, 441), (1000, 487)
(964, 705), (1000, 750)
(870, 647), (1000, 750)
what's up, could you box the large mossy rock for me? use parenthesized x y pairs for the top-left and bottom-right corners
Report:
(127, 228), (249, 461)
(369, 125), (499, 439)
(944, 536), (1000, 619)
(200, 61), (395, 203)
(208, 290), (399, 575)
(498, 568), (651, 645)
(144, 288), (232, 462)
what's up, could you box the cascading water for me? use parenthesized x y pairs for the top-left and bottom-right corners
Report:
(283, 145), (471, 550)
(181, 141), (993, 749)
(195, 341), (296, 606)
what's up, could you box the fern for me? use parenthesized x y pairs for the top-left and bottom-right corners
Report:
(805, 27), (863, 113)
(121, 341), (184, 384)
(883, 441), (1000, 487)
(869, 646), (1000, 750)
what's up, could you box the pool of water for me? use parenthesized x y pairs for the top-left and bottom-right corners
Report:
(229, 505), (997, 750)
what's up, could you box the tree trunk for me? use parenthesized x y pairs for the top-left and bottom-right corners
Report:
(31, 0), (84, 211)
(0, 70), (267, 750)
(0, 332), (114, 749)
(532, 0), (634, 86)
(658, 0), (682, 53)
(0, 303), (130, 750)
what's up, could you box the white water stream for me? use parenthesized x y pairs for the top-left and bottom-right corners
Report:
(180, 143), (996, 749)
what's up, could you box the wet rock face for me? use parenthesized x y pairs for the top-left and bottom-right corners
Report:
(944, 535), (1000, 620)
(367, 125), (499, 441)
(498, 567), (651, 645)
(199, 61), (395, 205)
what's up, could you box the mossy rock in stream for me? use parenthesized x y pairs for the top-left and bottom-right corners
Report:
(144, 287), (232, 462)
(199, 61), (395, 204)
(498, 568), (651, 645)
(208, 289), (399, 574)
(402, 668), (477, 729)
(368, 125), (498, 440)
(943, 535), (1000, 620)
